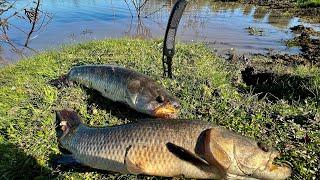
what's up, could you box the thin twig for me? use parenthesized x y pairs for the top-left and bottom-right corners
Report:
(24, 0), (40, 47)
(144, 4), (166, 18)
(0, 0), (17, 16)
(124, 0), (133, 18)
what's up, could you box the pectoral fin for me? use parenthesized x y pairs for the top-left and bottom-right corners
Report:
(166, 142), (210, 167)
(166, 142), (222, 178)
(52, 154), (81, 167)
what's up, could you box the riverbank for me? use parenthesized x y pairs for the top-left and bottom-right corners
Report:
(234, 0), (320, 23)
(0, 39), (319, 179)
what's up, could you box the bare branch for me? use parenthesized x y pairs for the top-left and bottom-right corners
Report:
(0, 0), (52, 58)
(0, 0), (17, 16)
(24, 0), (41, 47)
(124, 0), (133, 18)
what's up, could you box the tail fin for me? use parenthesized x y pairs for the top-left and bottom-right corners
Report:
(49, 74), (72, 89)
(56, 109), (82, 140)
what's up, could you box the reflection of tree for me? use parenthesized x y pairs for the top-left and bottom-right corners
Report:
(209, 1), (242, 13)
(242, 4), (253, 16)
(268, 10), (292, 29)
(124, 18), (152, 38)
(0, 0), (52, 60)
(0, 45), (5, 65)
(253, 6), (268, 20)
(182, 7), (209, 41)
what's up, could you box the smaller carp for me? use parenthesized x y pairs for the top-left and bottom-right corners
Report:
(66, 65), (180, 118)
(56, 109), (291, 179)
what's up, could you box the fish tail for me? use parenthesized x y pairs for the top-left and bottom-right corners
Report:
(55, 109), (82, 140)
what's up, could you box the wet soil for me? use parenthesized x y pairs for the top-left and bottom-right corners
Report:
(275, 25), (320, 66)
(231, 0), (320, 23)
(227, 25), (319, 104)
(227, 25), (320, 67)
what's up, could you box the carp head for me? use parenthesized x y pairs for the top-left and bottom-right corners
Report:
(199, 127), (291, 180)
(127, 78), (180, 118)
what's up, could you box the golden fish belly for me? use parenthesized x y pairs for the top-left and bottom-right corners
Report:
(60, 121), (217, 178)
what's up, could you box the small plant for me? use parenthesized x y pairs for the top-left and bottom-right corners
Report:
(245, 27), (264, 36)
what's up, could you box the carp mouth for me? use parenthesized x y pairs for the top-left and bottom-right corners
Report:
(153, 102), (179, 119)
(250, 151), (292, 180)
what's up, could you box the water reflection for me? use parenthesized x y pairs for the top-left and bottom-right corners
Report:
(253, 6), (268, 20)
(125, 18), (152, 38)
(268, 10), (292, 29)
(0, 0), (319, 62)
(242, 5), (253, 16)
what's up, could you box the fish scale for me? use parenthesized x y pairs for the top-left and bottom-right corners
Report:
(68, 65), (128, 103)
(66, 65), (180, 118)
(57, 110), (291, 179)
(60, 120), (216, 178)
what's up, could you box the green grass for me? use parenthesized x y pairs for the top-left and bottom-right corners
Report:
(0, 39), (319, 179)
(297, 0), (320, 7)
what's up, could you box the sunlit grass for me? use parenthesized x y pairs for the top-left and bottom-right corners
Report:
(0, 39), (319, 179)
(298, 0), (320, 7)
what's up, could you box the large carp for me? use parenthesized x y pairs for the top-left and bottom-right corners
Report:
(66, 65), (180, 118)
(55, 109), (291, 179)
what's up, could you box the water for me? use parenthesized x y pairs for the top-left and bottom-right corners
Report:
(1, 0), (319, 63)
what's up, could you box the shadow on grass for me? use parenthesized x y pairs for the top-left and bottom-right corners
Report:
(84, 88), (152, 121)
(241, 67), (319, 103)
(0, 142), (53, 179)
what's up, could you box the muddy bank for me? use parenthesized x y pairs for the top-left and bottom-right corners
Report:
(276, 25), (319, 65)
(226, 25), (320, 67)
(224, 0), (320, 23)
(225, 25), (319, 104)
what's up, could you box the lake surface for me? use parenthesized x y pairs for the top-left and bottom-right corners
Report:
(1, 0), (320, 63)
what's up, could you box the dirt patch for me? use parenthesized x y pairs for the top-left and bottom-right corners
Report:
(241, 66), (318, 103)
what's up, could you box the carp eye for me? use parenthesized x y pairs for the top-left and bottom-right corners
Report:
(156, 95), (165, 103)
(257, 142), (269, 152)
